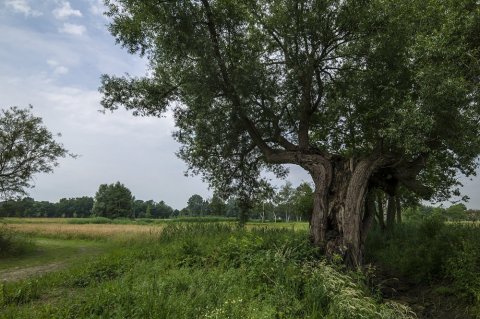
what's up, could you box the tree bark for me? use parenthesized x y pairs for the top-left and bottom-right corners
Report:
(395, 197), (402, 224)
(386, 194), (396, 230)
(362, 188), (377, 243)
(306, 157), (382, 268)
(376, 193), (386, 230)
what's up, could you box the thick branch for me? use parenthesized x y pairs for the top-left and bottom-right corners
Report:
(201, 0), (296, 161)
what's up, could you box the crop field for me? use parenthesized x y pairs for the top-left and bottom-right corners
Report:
(5, 223), (164, 241)
(1, 218), (308, 241)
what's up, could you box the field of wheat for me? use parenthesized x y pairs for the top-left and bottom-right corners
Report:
(5, 223), (164, 240)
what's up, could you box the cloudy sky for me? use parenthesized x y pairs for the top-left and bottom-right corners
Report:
(1, 0), (478, 209)
(0, 0), (311, 209)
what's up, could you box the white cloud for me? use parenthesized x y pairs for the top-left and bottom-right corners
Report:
(89, 0), (104, 16)
(53, 65), (69, 75)
(5, 0), (42, 17)
(46, 59), (58, 66)
(52, 1), (82, 19)
(47, 60), (69, 75)
(59, 23), (86, 36)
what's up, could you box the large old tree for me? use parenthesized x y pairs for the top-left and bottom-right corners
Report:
(101, 0), (480, 266)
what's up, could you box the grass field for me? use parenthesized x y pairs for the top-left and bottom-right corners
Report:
(1, 217), (479, 318)
(0, 218), (417, 319)
(4, 223), (164, 241)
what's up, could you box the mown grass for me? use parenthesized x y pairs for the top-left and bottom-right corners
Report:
(1, 223), (414, 319)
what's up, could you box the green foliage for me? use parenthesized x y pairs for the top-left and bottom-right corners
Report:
(92, 182), (133, 219)
(184, 194), (208, 216)
(2, 224), (414, 318)
(101, 0), (480, 206)
(0, 106), (71, 200)
(66, 217), (113, 225)
(366, 219), (480, 315)
(292, 182), (314, 221)
(0, 225), (34, 258)
(0, 197), (94, 218)
(208, 193), (227, 216)
(445, 203), (468, 221)
(366, 217), (452, 282)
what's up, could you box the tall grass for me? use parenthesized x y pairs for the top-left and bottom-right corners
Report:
(366, 217), (480, 316)
(1, 223), (414, 318)
(4, 223), (164, 241)
(0, 225), (34, 258)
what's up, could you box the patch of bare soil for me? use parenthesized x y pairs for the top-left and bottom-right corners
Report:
(0, 262), (66, 282)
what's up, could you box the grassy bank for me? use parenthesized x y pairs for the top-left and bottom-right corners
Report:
(1, 223), (413, 319)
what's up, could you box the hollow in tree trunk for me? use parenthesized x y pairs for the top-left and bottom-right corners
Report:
(307, 158), (382, 268)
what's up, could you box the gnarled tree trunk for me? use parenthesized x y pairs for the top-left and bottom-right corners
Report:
(306, 157), (382, 268)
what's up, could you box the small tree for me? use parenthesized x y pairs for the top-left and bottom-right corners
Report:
(0, 106), (71, 199)
(276, 182), (295, 222)
(292, 182), (314, 222)
(92, 182), (133, 219)
(208, 193), (227, 216)
(445, 203), (467, 221)
(186, 194), (206, 216)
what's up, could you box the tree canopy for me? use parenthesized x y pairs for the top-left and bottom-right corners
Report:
(101, 0), (480, 265)
(0, 106), (71, 199)
(92, 182), (134, 218)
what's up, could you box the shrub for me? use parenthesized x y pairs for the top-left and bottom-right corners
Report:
(67, 217), (112, 224)
(0, 225), (34, 258)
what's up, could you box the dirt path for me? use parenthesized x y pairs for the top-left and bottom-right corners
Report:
(0, 262), (67, 282)
(0, 238), (108, 282)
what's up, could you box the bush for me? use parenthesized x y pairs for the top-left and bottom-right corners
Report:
(366, 219), (480, 316)
(365, 216), (456, 282)
(0, 225), (34, 258)
(67, 217), (113, 224)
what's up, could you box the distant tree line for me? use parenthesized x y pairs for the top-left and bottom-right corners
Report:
(181, 181), (314, 222)
(2, 180), (475, 223)
(403, 203), (480, 222)
(0, 181), (315, 221)
(0, 182), (178, 219)
(0, 197), (94, 218)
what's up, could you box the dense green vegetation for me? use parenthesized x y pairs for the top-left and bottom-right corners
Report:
(0, 181), (313, 222)
(0, 226), (33, 258)
(1, 218), (479, 318)
(366, 218), (480, 317)
(1, 223), (416, 319)
(101, 0), (480, 265)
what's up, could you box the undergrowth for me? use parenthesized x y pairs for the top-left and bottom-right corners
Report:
(0, 225), (34, 258)
(1, 224), (414, 318)
(366, 217), (480, 317)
